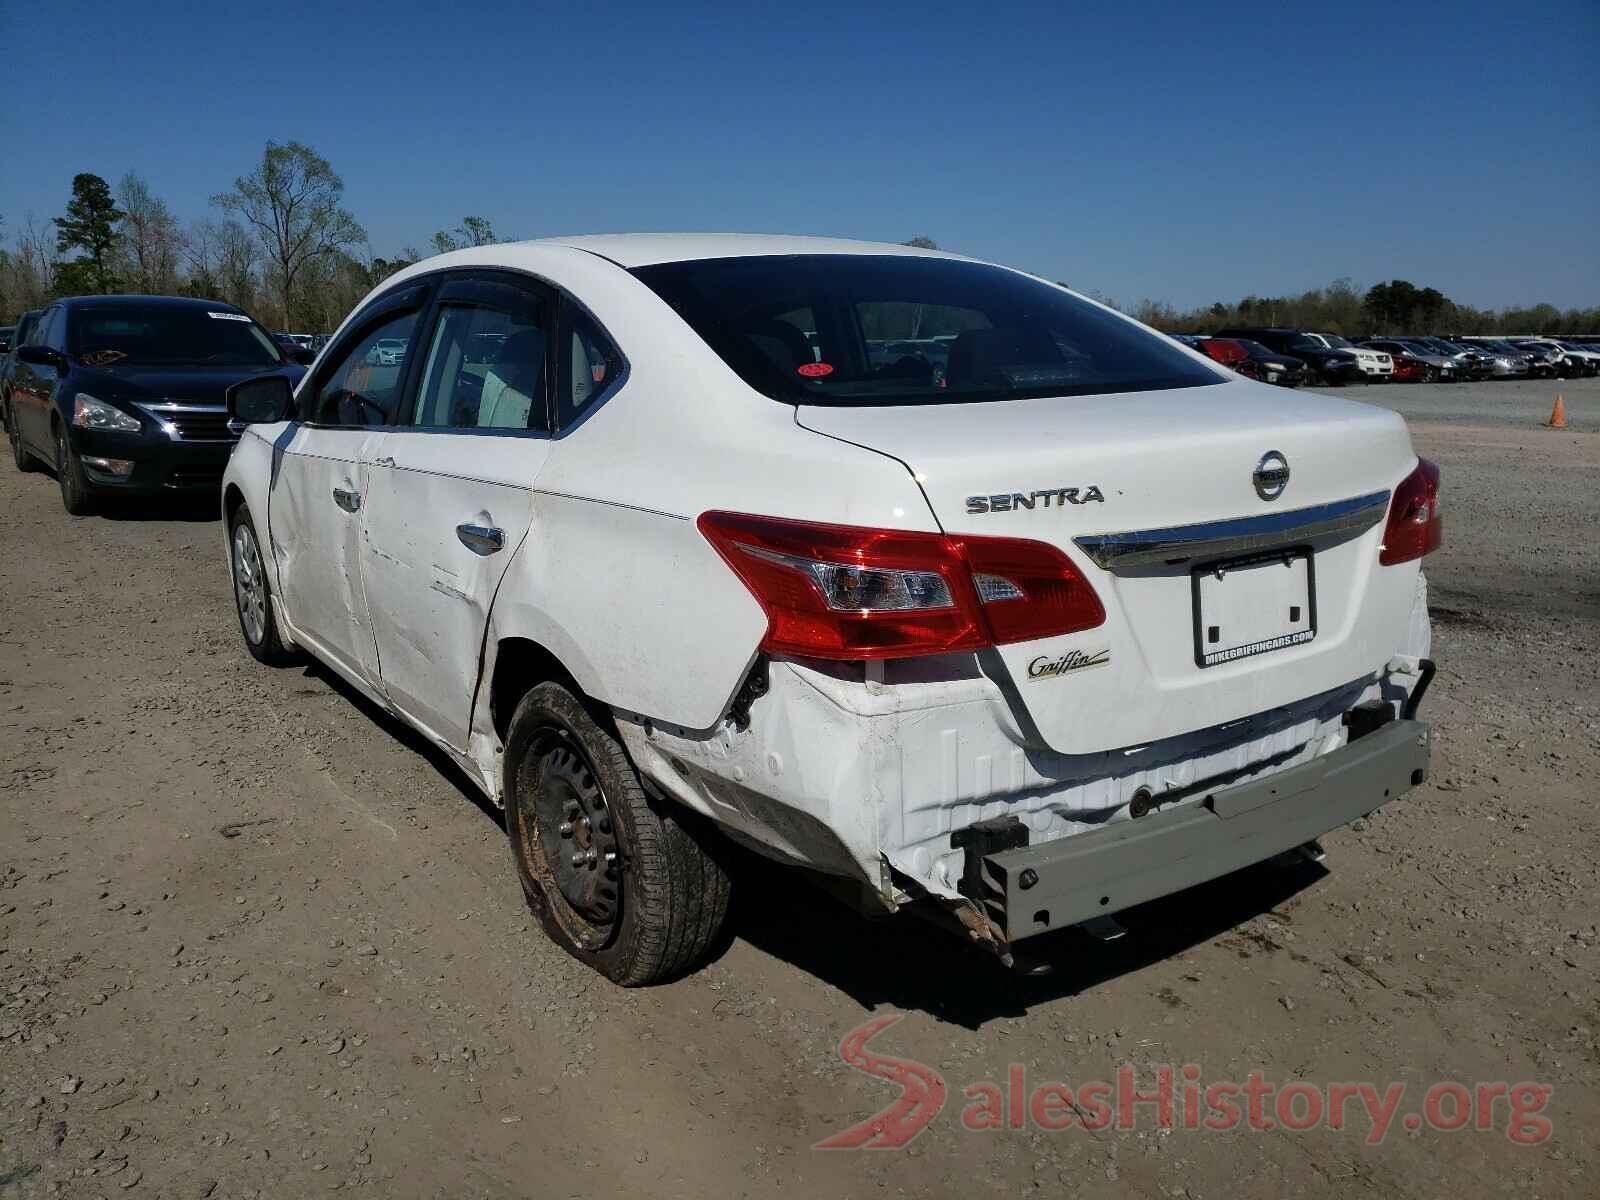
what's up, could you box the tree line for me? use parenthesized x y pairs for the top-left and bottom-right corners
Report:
(3, 150), (1595, 337)
(0, 141), (499, 333)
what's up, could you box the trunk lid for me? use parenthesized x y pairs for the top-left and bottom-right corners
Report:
(798, 381), (1422, 755)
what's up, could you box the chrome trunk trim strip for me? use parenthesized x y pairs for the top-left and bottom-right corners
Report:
(1073, 490), (1391, 572)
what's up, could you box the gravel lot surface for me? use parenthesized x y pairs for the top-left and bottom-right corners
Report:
(2, 379), (1596, 1198)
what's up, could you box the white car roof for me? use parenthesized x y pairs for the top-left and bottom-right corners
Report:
(525, 232), (963, 268)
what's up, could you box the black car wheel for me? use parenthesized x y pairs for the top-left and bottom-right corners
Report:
(7, 401), (40, 473)
(55, 425), (95, 516)
(504, 681), (730, 986)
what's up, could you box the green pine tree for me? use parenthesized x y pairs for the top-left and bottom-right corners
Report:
(53, 173), (123, 294)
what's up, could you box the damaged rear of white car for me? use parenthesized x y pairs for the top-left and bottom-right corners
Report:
(221, 235), (1438, 985)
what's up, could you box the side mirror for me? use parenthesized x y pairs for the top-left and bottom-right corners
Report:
(227, 374), (294, 425)
(290, 346), (317, 366)
(17, 344), (66, 369)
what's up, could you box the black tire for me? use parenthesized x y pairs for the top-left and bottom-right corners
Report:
(504, 681), (730, 986)
(228, 504), (297, 666)
(55, 425), (95, 516)
(7, 401), (40, 473)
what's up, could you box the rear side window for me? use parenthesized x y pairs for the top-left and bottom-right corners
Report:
(410, 297), (550, 432)
(557, 304), (625, 430)
(631, 255), (1221, 407)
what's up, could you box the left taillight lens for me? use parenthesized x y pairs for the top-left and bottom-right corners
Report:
(697, 511), (1105, 660)
(1379, 457), (1442, 565)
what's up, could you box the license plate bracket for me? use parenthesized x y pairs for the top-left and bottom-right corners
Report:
(1191, 548), (1316, 668)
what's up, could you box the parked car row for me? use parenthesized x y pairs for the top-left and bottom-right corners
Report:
(3, 238), (1440, 986)
(1, 295), (307, 513)
(1172, 325), (1600, 386)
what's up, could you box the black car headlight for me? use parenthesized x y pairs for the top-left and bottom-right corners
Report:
(72, 393), (142, 433)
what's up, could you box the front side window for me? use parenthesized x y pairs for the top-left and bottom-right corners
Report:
(34, 308), (64, 351)
(631, 255), (1220, 407)
(305, 310), (419, 426)
(67, 304), (282, 367)
(409, 297), (550, 431)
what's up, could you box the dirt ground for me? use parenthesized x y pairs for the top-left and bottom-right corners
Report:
(2, 379), (1596, 1198)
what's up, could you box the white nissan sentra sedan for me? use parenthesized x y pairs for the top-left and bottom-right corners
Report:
(220, 235), (1439, 985)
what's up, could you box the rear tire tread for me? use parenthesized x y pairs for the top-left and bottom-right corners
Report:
(507, 683), (730, 986)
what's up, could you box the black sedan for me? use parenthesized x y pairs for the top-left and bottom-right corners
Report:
(1231, 338), (1308, 387)
(1211, 327), (1365, 385)
(5, 295), (305, 515)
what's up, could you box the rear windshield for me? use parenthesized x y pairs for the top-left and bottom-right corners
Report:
(630, 254), (1221, 406)
(68, 305), (283, 368)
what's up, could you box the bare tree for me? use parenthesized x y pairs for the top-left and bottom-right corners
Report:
(216, 220), (260, 312)
(118, 173), (182, 293)
(213, 141), (365, 327)
(9, 214), (62, 309)
(183, 218), (225, 299)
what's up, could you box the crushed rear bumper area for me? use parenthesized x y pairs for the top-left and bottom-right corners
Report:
(975, 718), (1431, 943)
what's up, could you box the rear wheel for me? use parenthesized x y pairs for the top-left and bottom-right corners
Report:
(504, 681), (730, 986)
(55, 426), (95, 516)
(7, 401), (40, 473)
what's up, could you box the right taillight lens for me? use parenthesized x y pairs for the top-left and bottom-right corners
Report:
(1379, 457), (1442, 565)
(697, 511), (1105, 660)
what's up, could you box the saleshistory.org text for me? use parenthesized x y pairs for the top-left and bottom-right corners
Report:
(815, 1015), (1554, 1150)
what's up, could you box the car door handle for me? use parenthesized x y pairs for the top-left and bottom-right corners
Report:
(332, 487), (361, 513)
(456, 523), (504, 555)
(372, 456), (396, 468)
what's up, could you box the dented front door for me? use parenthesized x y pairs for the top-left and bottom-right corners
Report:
(271, 425), (386, 688)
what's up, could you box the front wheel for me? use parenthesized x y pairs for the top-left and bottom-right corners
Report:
(229, 505), (297, 665)
(504, 682), (731, 986)
(55, 427), (95, 515)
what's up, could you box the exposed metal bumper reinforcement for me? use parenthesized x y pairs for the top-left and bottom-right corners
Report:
(1073, 490), (1391, 572)
(978, 718), (1431, 943)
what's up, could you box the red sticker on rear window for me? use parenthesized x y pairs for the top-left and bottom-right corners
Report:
(797, 362), (834, 377)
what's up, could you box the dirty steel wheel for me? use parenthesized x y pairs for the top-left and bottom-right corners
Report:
(7, 402), (40, 473)
(229, 505), (297, 666)
(55, 426), (95, 516)
(504, 681), (730, 986)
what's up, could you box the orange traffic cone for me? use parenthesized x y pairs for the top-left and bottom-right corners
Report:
(1545, 394), (1567, 429)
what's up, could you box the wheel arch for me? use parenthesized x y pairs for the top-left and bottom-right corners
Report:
(486, 635), (614, 743)
(223, 481), (247, 523)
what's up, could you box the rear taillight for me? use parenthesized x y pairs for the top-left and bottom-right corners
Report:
(697, 511), (1105, 660)
(1379, 458), (1442, 565)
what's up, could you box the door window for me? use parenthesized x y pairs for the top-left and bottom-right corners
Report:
(304, 310), (420, 426)
(409, 299), (550, 431)
(34, 307), (64, 351)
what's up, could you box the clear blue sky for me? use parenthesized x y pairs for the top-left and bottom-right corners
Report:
(2, 0), (1595, 310)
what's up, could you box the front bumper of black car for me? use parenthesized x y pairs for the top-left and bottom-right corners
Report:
(69, 425), (235, 492)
